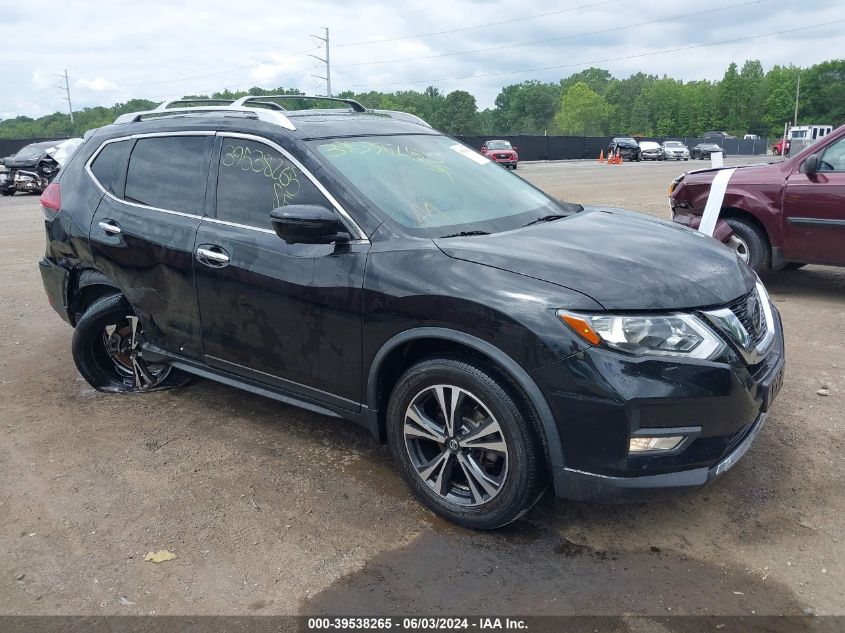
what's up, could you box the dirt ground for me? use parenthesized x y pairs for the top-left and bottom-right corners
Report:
(1, 157), (842, 617)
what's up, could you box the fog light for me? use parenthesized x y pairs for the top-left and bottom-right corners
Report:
(629, 436), (685, 453)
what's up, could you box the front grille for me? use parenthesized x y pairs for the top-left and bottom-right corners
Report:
(725, 290), (767, 347)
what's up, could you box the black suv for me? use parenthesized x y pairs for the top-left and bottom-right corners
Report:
(39, 96), (785, 529)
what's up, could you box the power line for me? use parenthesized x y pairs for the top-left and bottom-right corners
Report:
(332, 0), (761, 69)
(146, 62), (322, 102)
(335, 20), (845, 90)
(333, 0), (619, 47)
(116, 46), (319, 87)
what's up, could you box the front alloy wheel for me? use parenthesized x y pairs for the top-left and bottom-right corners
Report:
(387, 356), (546, 529)
(403, 385), (508, 506)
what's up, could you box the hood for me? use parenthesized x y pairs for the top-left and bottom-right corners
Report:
(434, 207), (756, 310)
(615, 140), (639, 148)
(682, 162), (785, 187)
(3, 156), (43, 168)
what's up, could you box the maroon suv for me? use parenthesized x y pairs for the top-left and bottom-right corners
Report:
(670, 123), (845, 273)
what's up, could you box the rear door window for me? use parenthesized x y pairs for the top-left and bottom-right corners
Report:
(90, 140), (132, 195)
(215, 137), (330, 229)
(124, 136), (210, 214)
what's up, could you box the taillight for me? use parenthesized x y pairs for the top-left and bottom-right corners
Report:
(40, 182), (61, 213)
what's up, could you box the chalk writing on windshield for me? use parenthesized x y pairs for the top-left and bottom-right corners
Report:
(319, 141), (453, 179)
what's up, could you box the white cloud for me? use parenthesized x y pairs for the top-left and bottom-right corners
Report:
(0, 0), (843, 118)
(76, 77), (118, 92)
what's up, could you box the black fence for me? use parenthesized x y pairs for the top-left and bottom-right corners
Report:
(455, 135), (771, 161)
(2, 134), (770, 163)
(0, 137), (70, 158)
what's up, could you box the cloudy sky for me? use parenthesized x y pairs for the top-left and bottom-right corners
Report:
(2, 0), (843, 119)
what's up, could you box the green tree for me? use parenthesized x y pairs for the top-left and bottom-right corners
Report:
(433, 90), (479, 135)
(553, 82), (611, 135)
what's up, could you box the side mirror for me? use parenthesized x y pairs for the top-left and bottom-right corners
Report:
(803, 154), (820, 174)
(480, 147), (487, 153)
(512, 145), (519, 151)
(270, 205), (350, 245)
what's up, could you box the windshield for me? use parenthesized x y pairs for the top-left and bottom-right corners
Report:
(486, 140), (512, 150)
(616, 138), (637, 144)
(312, 135), (567, 237)
(703, 144), (722, 150)
(664, 142), (684, 148)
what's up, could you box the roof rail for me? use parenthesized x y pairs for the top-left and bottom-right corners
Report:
(156, 98), (236, 110)
(232, 94), (367, 112)
(369, 109), (432, 128)
(112, 95), (431, 130)
(113, 106), (296, 130)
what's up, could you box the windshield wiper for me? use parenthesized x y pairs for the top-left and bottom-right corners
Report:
(522, 214), (568, 228)
(439, 230), (491, 238)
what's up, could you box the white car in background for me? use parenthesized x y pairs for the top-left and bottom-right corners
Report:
(639, 141), (663, 161)
(661, 141), (690, 161)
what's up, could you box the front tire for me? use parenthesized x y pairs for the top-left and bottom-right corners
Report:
(0, 188), (14, 196)
(72, 293), (185, 393)
(386, 356), (546, 529)
(725, 217), (770, 273)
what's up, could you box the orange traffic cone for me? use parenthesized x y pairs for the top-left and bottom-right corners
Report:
(616, 152), (623, 164)
(606, 150), (613, 164)
(598, 150), (604, 162)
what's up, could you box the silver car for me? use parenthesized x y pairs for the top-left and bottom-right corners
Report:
(662, 141), (690, 161)
(639, 141), (664, 161)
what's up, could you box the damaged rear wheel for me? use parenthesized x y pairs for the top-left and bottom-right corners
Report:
(72, 293), (185, 393)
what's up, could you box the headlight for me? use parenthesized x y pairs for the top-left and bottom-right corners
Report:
(558, 311), (724, 359)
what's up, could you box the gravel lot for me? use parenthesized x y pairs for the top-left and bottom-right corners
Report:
(1, 157), (842, 617)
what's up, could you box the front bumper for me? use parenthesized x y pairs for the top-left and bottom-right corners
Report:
(553, 410), (768, 501)
(490, 155), (518, 165)
(535, 305), (785, 501)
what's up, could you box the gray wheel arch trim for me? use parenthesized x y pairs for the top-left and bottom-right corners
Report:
(367, 327), (565, 471)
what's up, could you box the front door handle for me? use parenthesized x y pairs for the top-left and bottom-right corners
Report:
(196, 246), (230, 267)
(98, 220), (121, 235)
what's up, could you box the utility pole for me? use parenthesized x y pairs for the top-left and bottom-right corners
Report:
(793, 73), (800, 127)
(309, 27), (332, 97)
(55, 69), (74, 133)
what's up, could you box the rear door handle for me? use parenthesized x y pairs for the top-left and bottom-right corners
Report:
(196, 246), (230, 267)
(98, 220), (121, 235)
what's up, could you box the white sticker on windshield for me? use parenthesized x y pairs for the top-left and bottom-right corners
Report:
(449, 143), (490, 165)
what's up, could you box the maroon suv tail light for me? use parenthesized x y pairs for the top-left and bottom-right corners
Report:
(40, 182), (61, 213)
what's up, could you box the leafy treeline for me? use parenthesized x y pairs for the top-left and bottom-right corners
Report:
(1, 60), (842, 139)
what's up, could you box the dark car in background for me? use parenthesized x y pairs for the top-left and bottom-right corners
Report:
(691, 143), (723, 160)
(39, 96), (784, 529)
(607, 137), (641, 161)
(479, 139), (519, 169)
(670, 123), (845, 273)
(0, 140), (63, 195)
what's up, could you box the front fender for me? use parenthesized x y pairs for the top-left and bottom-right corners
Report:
(367, 327), (566, 471)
